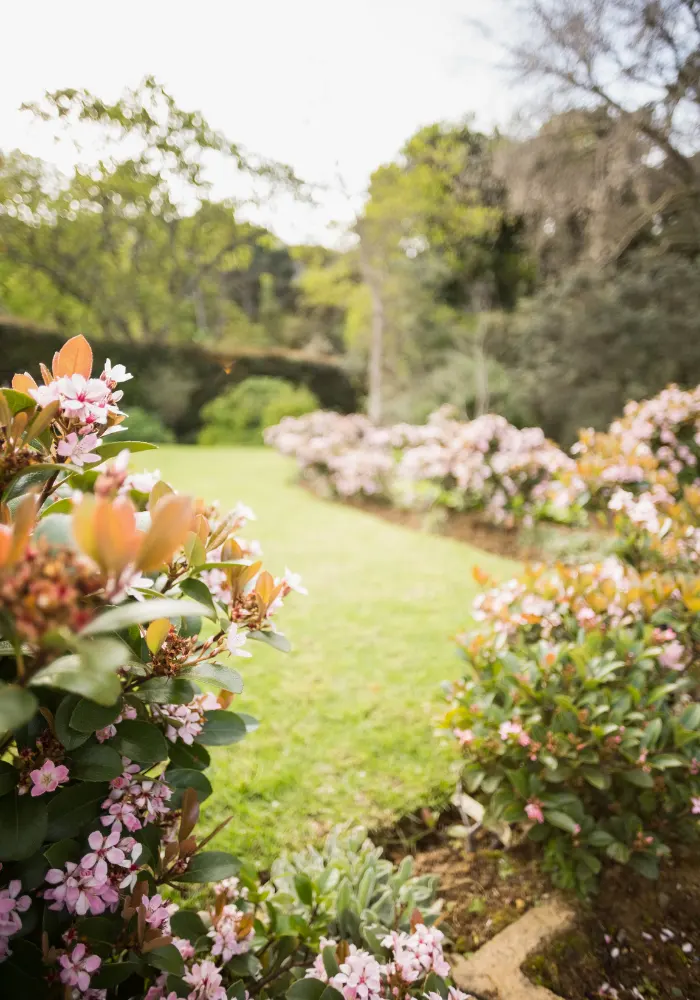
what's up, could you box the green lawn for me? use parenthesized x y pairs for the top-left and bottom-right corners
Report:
(144, 447), (517, 863)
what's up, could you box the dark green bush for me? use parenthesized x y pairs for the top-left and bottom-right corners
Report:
(109, 405), (175, 444)
(198, 376), (320, 445)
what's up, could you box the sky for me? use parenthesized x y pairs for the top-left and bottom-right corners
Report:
(0, 0), (515, 245)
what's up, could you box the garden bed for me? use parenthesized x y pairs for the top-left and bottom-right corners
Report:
(379, 814), (700, 999)
(338, 493), (613, 563)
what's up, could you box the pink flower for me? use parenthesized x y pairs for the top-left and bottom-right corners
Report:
(208, 905), (254, 963)
(59, 943), (101, 992)
(525, 800), (545, 824)
(57, 431), (101, 467)
(499, 720), (523, 740)
(573, 823), (582, 836)
(328, 946), (383, 1000)
(282, 567), (308, 595)
(226, 624), (252, 658)
(454, 728), (474, 746)
(660, 640), (687, 671)
(183, 959), (227, 999)
(691, 796), (700, 815)
(0, 881), (31, 937)
(173, 937), (196, 960)
(54, 374), (111, 424)
(45, 858), (119, 916)
(29, 759), (70, 797)
(141, 894), (177, 932)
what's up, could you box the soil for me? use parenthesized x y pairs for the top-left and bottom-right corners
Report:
(306, 486), (613, 564)
(376, 811), (700, 999)
(522, 847), (700, 1000)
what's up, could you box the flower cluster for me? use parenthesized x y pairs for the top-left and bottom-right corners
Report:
(0, 336), (311, 999)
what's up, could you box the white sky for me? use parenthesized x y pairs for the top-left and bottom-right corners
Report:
(0, 0), (515, 245)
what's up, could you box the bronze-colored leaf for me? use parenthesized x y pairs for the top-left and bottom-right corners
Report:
(137, 494), (194, 572)
(11, 373), (37, 394)
(178, 787), (200, 843)
(9, 494), (38, 564)
(54, 334), (93, 378)
(146, 618), (171, 654)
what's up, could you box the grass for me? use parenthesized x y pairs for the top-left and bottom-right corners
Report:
(143, 447), (518, 863)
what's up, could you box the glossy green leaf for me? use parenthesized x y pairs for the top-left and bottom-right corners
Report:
(0, 761), (18, 797)
(198, 710), (248, 746)
(136, 677), (197, 704)
(168, 740), (211, 771)
(0, 684), (38, 734)
(71, 744), (124, 781)
(47, 782), (109, 840)
(187, 662), (244, 694)
(0, 795), (48, 860)
(70, 697), (123, 733)
(248, 629), (292, 653)
(111, 720), (168, 764)
(180, 578), (219, 619)
(81, 598), (210, 636)
(165, 767), (213, 804)
(176, 851), (241, 884)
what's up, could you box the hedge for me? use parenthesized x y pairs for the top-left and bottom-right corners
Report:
(0, 317), (358, 440)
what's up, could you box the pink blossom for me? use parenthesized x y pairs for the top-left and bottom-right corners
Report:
(59, 943), (101, 993)
(0, 881), (31, 937)
(57, 431), (101, 467)
(659, 640), (687, 671)
(142, 894), (177, 932)
(54, 374), (111, 424)
(454, 728), (474, 746)
(328, 946), (383, 1000)
(29, 759), (70, 797)
(282, 568), (308, 596)
(45, 858), (119, 916)
(499, 720), (524, 741)
(173, 936), (196, 960)
(208, 904), (254, 962)
(525, 800), (545, 824)
(183, 959), (227, 999)
(691, 796), (700, 815)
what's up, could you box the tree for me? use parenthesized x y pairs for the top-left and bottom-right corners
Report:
(0, 78), (301, 344)
(511, 0), (700, 253)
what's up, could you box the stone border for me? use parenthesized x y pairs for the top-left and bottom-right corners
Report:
(450, 899), (576, 1000)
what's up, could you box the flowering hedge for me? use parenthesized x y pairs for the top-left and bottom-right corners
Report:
(0, 336), (471, 1000)
(265, 408), (572, 528)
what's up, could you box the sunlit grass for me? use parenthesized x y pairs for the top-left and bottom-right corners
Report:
(144, 447), (518, 863)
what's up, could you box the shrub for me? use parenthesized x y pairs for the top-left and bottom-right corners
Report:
(442, 558), (700, 895)
(110, 404), (176, 444)
(0, 336), (469, 1000)
(199, 377), (319, 445)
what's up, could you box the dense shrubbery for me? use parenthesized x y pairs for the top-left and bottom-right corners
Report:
(199, 378), (319, 446)
(439, 383), (700, 896)
(0, 336), (469, 999)
(266, 408), (571, 527)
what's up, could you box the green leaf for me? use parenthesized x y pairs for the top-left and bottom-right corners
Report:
(165, 768), (213, 805)
(294, 872), (313, 906)
(47, 782), (109, 840)
(287, 979), (327, 1000)
(70, 697), (122, 733)
(606, 841), (631, 864)
(134, 824), (162, 866)
(320, 989), (346, 1000)
(3, 389), (36, 415)
(169, 909), (208, 943)
(680, 704), (700, 730)
(180, 578), (218, 620)
(136, 677), (197, 704)
(71, 744), (124, 781)
(44, 839), (81, 868)
(0, 939), (48, 998)
(322, 944), (340, 978)
(148, 944), (185, 975)
(235, 713), (259, 734)
(423, 974), (448, 1000)
(0, 761), (18, 797)
(168, 740), (211, 771)
(176, 851), (241, 884)
(621, 770), (654, 788)
(81, 598), (211, 636)
(0, 684), (38, 734)
(198, 710), (248, 746)
(75, 915), (121, 945)
(91, 962), (143, 988)
(629, 853), (659, 879)
(111, 720), (168, 764)
(248, 629), (292, 653)
(2, 464), (69, 503)
(94, 440), (158, 460)
(581, 767), (611, 791)
(55, 695), (91, 750)
(187, 663), (244, 694)
(0, 794), (48, 860)
(641, 718), (663, 749)
(651, 754), (686, 770)
(544, 810), (581, 834)
(30, 652), (123, 705)
(33, 513), (77, 550)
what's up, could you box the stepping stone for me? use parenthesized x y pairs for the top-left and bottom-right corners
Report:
(450, 899), (575, 1000)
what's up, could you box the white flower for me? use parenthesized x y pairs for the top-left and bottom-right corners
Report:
(226, 624), (252, 658)
(233, 502), (256, 522)
(103, 359), (133, 383)
(283, 567), (308, 595)
(57, 432), (101, 467)
(124, 469), (161, 494)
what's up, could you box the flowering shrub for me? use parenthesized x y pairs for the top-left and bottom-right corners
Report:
(442, 555), (700, 895)
(265, 408), (571, 527)
(0, 335), (308, 997)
